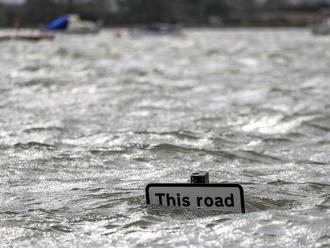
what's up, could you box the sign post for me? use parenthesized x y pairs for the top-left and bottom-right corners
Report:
(145, 172), (245, 214)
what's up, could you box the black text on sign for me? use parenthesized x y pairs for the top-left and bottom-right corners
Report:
(146, 183), (245, 213)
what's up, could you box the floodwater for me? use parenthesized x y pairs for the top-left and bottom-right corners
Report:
(1, 28), (330, 248)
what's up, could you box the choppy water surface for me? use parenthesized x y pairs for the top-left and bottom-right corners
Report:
(1, 28), (330, 247)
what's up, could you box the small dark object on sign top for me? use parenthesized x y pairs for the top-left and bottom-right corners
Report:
(190, 171), (209, 184)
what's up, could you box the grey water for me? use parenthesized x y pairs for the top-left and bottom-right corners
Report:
(1, 28), (330, 248)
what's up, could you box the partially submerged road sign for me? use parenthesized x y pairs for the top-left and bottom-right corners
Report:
(146, 183), (245, 213)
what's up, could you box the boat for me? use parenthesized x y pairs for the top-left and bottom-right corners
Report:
(45, 14), (101, 34)
(129, 23), (182, 37)
(311, 18), (330, 35)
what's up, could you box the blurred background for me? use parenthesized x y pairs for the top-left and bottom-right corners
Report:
(1, 0), (330, 28)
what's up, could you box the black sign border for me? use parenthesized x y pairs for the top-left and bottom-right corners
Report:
(146, 183), (245, 213)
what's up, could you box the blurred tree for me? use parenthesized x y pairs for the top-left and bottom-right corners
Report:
(0, 2), (23, 27)
(224, 0), (257, 24)
(21, 0), (63, 26)
(119, 0), (230, 24)
(121, 0), (170, 23)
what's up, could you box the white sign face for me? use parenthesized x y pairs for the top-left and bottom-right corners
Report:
(146, 183), (245, 213)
